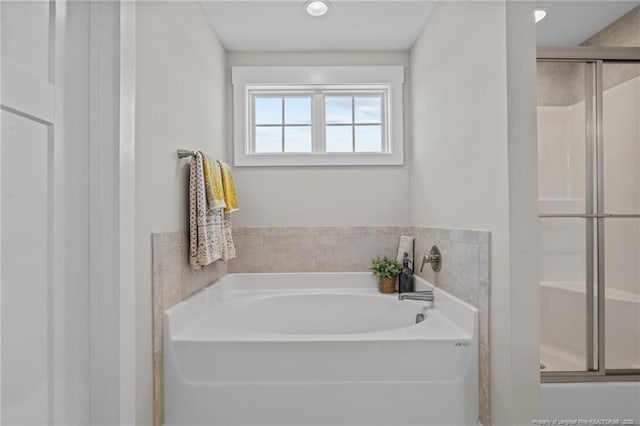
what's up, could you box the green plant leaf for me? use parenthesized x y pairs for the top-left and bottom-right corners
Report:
(370, 256), (402, 278)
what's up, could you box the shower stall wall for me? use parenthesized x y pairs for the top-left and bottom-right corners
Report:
(537, 48), (640, 381)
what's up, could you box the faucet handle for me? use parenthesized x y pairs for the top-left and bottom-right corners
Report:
(420, 245), (442, 272)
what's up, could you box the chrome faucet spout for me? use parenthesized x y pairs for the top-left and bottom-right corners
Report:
(398, 290), (435, 302)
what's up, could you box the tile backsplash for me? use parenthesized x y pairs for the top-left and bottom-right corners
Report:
(229, 226), (413, 273)
(152, 225), (491, 426)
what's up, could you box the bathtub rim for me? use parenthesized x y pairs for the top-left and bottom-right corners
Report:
(164, 272), (478, 343)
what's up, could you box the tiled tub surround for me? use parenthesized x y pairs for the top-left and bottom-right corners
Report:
(152, 226), (490, 425)
(151, 232), (227, 426)
(411, 227), (491, 425)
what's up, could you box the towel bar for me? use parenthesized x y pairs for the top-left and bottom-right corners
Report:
(177, 149), (196, 158)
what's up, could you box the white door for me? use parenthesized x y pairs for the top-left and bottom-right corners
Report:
(1, 1), (91, 424)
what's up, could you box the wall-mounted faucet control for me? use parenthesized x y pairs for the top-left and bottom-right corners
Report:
(420, 245), (442, 272)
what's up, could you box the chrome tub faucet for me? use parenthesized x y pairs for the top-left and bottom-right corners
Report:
(398, 290), (435, 302)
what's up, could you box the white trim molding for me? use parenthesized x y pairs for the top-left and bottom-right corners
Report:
(232, 65), (405, 166)
(118, 1), (136, 423)
(88, 1), (136, 424)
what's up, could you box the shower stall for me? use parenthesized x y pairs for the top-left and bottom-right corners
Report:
(537, 47), (640, 382)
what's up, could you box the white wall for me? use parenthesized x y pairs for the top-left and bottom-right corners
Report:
(410, 2), (539, 424)
(227, 51), (411, 227)
(135, 2), (227, 424)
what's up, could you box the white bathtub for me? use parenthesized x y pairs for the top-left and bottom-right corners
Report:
(164, 272), (478, 426)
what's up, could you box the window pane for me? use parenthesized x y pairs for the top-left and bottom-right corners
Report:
(284, 97), (311, 124)
(355, 125), (382, 152)
(326, 126), (353, 152)
(355, 97), (382, 124)
(255, 126), (282, 153)
(325, 97), (352, 124)
(284, 126), (312, 152)
(255, 97), (282, 125)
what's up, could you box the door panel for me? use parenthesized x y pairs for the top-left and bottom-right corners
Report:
(537, 60), (598, 373)
(2, 1), (94, 422)
(1, 111), (51, 425)
(539, 57), (640, 379)
(1, 0), (51, 80)
(539, 217), (592, 372)
(604, 219), (640, 370)
(1, 1), (56, 424)
(602, 62), (640, 371)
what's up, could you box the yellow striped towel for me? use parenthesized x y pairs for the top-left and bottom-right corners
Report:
(201, 153), (226, 210)
(218, 161), (238, 213)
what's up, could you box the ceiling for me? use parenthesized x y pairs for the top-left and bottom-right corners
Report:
(536, 1), (639, 46)
(200, 1), (437, 51)
(200, 0), (640, 52)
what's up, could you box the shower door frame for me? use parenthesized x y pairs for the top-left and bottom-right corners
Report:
(538, 46), (640, 383)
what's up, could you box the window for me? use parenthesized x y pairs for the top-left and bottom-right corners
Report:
(232, 66), (404, 166)
(325, 95), (384, 153)
(251, 91), (386, 154)
(253, 95), (313, 153)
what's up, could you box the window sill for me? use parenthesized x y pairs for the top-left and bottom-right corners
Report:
(234, 151), (404, 167)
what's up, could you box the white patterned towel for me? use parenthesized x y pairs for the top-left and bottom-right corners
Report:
(189, 152), (223, 269)
(221, 211), (236, 261)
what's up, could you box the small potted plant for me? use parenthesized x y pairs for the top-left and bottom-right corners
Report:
(371, 256), (403, 294)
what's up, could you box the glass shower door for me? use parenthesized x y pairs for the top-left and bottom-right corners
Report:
(601, 62), (640, 372)
(537, 60), (599, 373)
(538, 54), (640, 380)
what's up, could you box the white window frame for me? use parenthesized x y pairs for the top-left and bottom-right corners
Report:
(232, 66), (405, 166)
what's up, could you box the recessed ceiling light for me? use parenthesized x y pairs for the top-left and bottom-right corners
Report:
(305, 0), (330, 17)
(535, 9), (547, 23)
